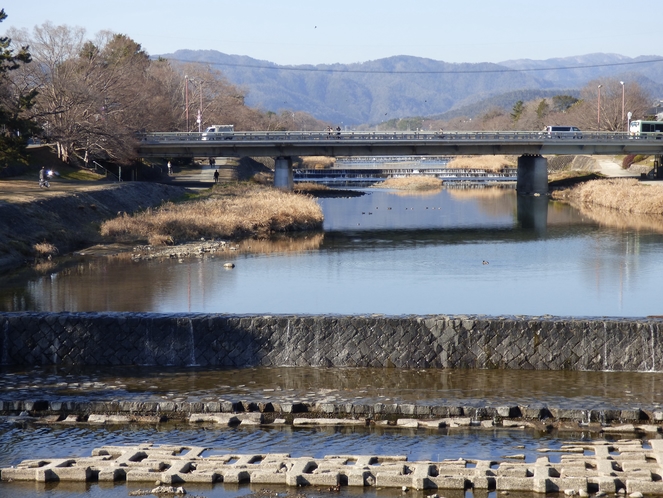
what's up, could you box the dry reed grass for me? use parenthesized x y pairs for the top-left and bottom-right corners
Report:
(294, 182), (330, 192)
(446, 155), (516, 171)
(100, 183), (323, 245)
(552, 178), (663, 215)
(301, 156), (335, 169)
(33, 242), (58, 255)
(375, 176), (443, 191)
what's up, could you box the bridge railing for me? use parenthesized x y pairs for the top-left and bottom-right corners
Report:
(139, 130), (661, 144)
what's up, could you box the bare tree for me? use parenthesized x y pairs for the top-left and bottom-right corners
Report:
(11, 24), (184, 165)
(567, 79), (651, 132)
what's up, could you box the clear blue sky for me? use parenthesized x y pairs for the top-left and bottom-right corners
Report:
(2, 0), (660, 65)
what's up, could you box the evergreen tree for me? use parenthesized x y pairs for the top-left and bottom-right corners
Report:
(0, 9), (37, 166)
(511, 100), (524, 122)
(552, 95), (579, 113)
(536, 99), (549, 120)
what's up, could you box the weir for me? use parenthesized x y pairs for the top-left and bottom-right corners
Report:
(1, 312), (661, 371)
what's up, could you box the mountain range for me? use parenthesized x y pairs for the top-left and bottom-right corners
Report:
(159, 50), (663, 126)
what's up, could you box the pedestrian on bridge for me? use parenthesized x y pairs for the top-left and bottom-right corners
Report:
(214, 169), (219, 183)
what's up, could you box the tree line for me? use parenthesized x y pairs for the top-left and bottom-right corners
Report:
(0, 11), (327, 169)
(381, 80), (653, 134)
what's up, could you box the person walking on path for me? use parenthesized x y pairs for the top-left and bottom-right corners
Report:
(213, 169), (219, 183)
(38, 166), (49, 188)
(167, 161), (172, 175)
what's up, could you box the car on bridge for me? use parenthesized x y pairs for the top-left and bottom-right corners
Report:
(541, 126), (582, 138)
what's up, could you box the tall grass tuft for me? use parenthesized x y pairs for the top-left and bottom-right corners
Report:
(374, 176), (443, 191)
(552, 178), (663, 214)
(446, 155), (516, 171)
(33, 242), (58, 255)
(100, 183), (323, 245)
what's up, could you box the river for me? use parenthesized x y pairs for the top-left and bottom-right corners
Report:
(2, 185), (663, 498)
(1, 185), (662, 316)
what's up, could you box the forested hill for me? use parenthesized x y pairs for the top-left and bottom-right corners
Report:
(160, 50), (663, 125)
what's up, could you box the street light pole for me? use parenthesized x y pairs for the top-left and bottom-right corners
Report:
(198, 80), (203, 132)
(597, 84), (602, 131)
(620, 81), (625, 132)
(185, 75), (189, 132)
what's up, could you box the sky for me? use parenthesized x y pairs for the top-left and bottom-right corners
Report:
(2, 0), (661, 66)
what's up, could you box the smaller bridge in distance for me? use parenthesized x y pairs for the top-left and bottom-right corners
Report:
(138, 130), (663, 194)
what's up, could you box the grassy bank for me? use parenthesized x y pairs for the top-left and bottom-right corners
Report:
(447, 155), (516, 171)
(374, 176), (443, 190)
(551, 178), (663, 214)
(100, 182), (324, 245)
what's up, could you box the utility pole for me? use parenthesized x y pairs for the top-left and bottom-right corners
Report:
(620, 81), (625, 132)
(185, 75), (189, 132)
(597, 85), (602, 131)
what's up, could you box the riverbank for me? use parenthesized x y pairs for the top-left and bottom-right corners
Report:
(0, 178), (327, 273)
(0, 181), (187, 273)
(551, 178), (663, 214)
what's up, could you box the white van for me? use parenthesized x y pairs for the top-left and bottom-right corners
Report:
(542, 126), (582, 138)
(201, 125), (234, 140)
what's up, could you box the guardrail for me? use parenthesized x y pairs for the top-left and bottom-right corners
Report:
(139, 130), (663, 143)
(91, 160), (120, 181)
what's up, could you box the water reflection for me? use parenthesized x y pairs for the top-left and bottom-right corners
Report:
(1, 365), (662, 411)
(2, 187), (663, 316)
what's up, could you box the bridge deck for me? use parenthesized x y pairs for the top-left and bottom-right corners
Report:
(137, 130), (663, 158)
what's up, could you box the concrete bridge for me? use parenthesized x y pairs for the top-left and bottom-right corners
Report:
(137, 130), (663, 194)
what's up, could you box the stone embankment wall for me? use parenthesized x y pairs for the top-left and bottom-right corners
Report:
(1, 312), (661, 371)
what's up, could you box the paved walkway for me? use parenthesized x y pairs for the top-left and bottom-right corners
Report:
(167, 158), (233, 189)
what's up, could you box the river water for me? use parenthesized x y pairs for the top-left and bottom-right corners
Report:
(2, 186), (663, 316)
(2, 185), (663, 497)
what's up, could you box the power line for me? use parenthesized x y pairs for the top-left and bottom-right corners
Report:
(162, 56), (663, 75)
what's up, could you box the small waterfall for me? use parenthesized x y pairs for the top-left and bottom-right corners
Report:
(52, 336), (60, 365)
(187, 318), (198, 367)
(285, 319), (291, 365)
(581, 410), (591, 426)
(470, 407), (480, 426)
(650, 324), (656, 372)
(142, 317), (157, 366)
(603, 322), (608, 371)
(1, 319), (8, 365)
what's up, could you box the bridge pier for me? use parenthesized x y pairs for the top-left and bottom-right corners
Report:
(274, 156), (294, 190)
(516, 155), (548, 195)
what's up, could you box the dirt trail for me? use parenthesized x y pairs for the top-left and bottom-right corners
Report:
(595, 157), (639, 177)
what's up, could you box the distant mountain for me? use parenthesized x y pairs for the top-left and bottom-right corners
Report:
(159, 51), (663, 126)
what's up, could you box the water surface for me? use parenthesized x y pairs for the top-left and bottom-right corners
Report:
(2, 187), (662, 317)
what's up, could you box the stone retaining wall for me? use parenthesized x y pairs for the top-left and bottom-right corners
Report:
(1, 313), (662, 371)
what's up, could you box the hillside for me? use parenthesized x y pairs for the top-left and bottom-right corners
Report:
(160, 51), (663, 126)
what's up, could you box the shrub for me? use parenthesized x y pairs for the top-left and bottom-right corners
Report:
(622, 154), (636, 169)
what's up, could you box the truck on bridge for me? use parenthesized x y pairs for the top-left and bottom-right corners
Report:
(201, 125), (234, 140)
